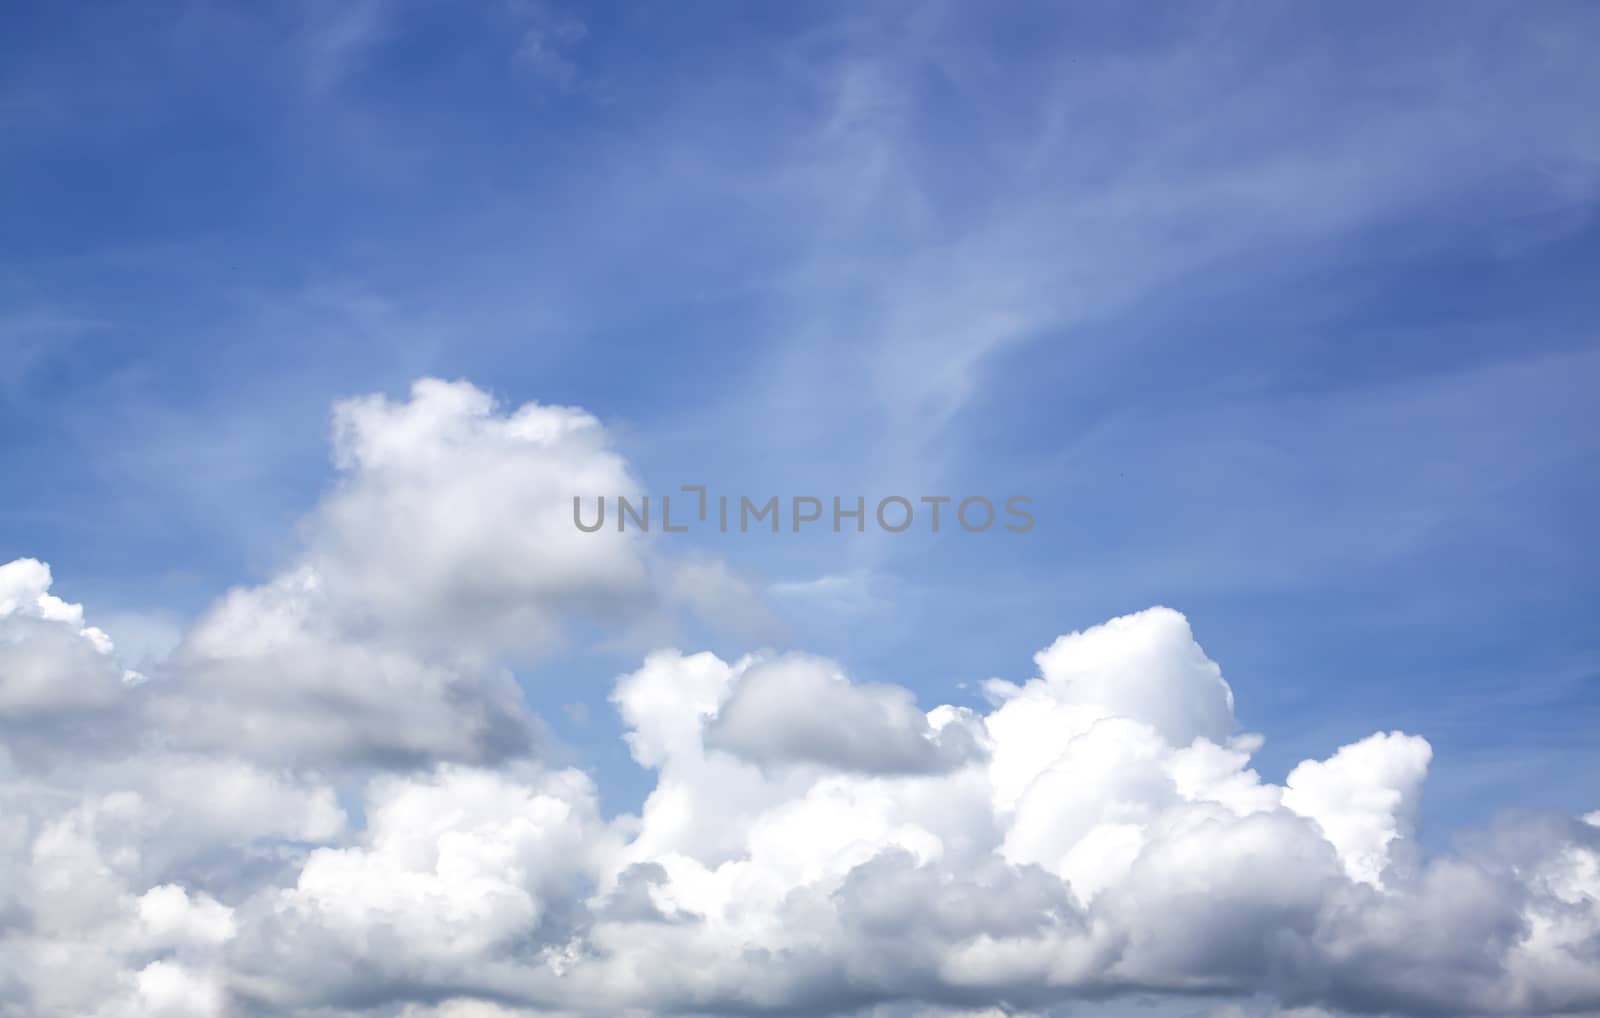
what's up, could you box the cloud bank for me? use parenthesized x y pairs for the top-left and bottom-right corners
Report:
(1, 381), (1597, 1018)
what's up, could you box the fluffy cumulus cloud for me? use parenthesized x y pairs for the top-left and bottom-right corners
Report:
(2, 383), (1598, 1018)
(704, 653), (988, 775)
(142, 379), (659, 767)
(98, 378), (768, 769)
(0, 558), (136, 722)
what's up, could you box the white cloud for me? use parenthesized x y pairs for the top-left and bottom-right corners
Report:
(1282, 732), (1432, 889)
(3, 404), (1597, 1017)
(5, 792), (241, 1018)
(228, 762), (613, 1008)
(705, 652), (987, 775)
(152, 565), (543, 765)
(314, 377), (654, 658)
(0, 558), (136, 720)
(5, 572), (1599, 1015)
(102, 378), (772, 768)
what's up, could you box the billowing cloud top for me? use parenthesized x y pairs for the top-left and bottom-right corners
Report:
(1, 382), (1597, 1018)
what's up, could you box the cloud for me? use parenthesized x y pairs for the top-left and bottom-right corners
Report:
(509, 1), (587, 92)
(1, 770), (330, 1018)
(692, 2), (1600, 514)
(0, 558), (134, 719)
(0, 559), (142, 774)
(663, 554), (782, 644)
(1282, 732), (1432, 889)
(705, 653), (987, 775)
(2, 402), (1598, 1017)
(312, 377), (653, 657)
(227, 762), (613, 1010)
(150, 564), (544, 766)
(4, 0), (1599, 1011)
(117, 378), (767, 768)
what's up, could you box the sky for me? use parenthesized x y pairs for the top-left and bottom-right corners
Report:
(1, 2), (1599, 1017)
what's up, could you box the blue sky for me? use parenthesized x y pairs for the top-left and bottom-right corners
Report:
(4, 0), (1598, 849)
